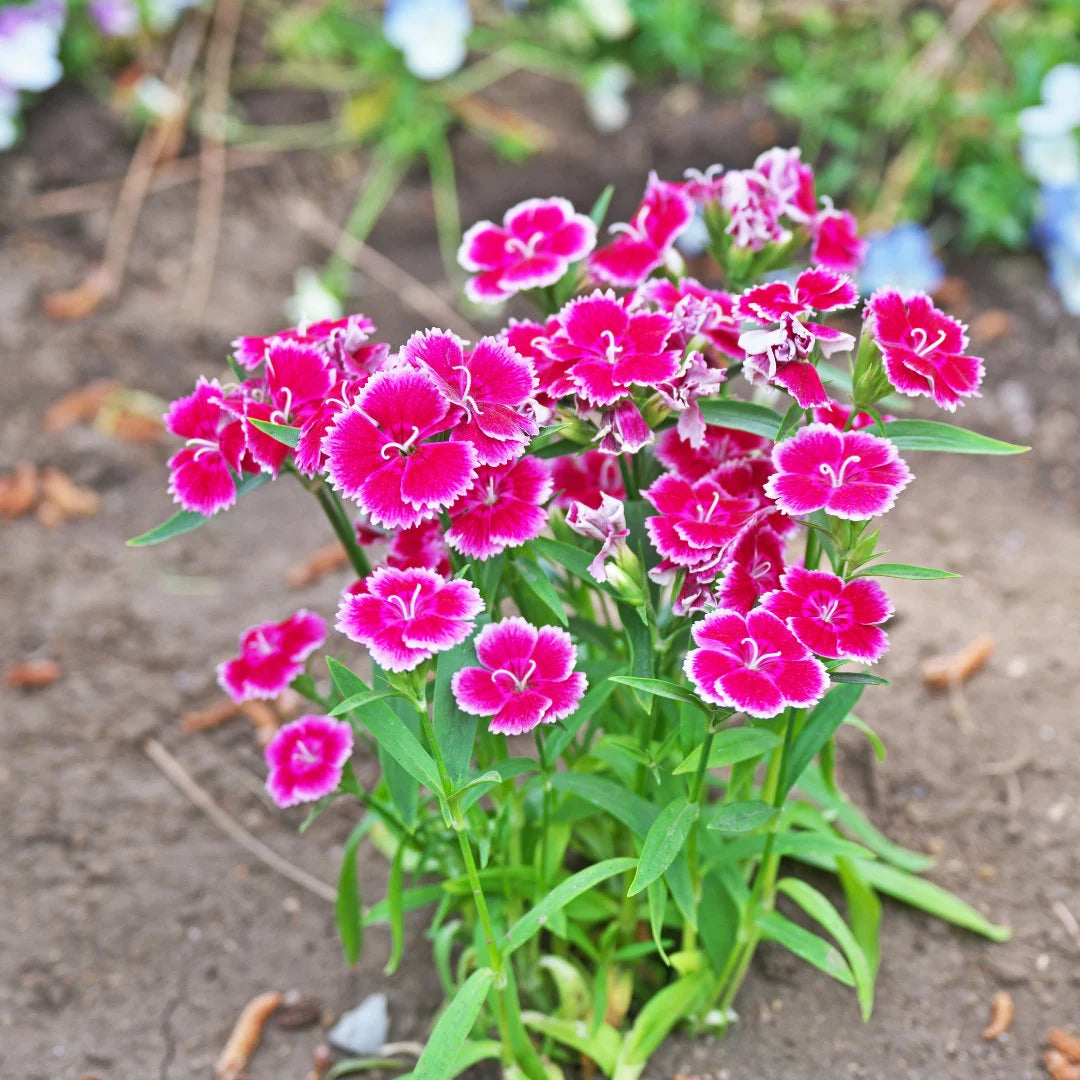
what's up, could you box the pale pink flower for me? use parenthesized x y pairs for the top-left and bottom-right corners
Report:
(566, 492), (630, 582)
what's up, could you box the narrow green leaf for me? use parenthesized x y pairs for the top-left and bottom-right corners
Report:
(881, 419), (1029, 455)
(336, 821), (365, 964)
(528, 424), (569, 454)
(609, 675), (709, 714)
(756, 910), (855, 986)
(697, 398), (784, 439)
(673, 727), (782, 775)
(781, 683), (864, 796)
(549, 772), (655, 837)
(843, 713), (887, 761)
(539, 955), (591, 1020)
(836, 856), (882, 980)
(127, 472), (270, 545)
(363, 883), (444, 926)
(777, 877), (875, 1020)
(708, 800), (778, 833)
(328, 689), (398, 717)
(248, 417), (301, 448)
(628, 796), (697, 896)
(521, 1012), (621, 1077)
(589, 183), (615, 227)
(617, 970), (710, 1070)
(796, 763), (934, 873)
(503, 858), (637, 955)
(853, 562), (959, 580)
(474, 552), (505, 608)
(544, 661), (625, 760)
(327, 658), (442, 795)
(647, 878), (670, 964)
(829, 671), (889, 686)
(697, 871), (740, 975)
(412, 968), (495, 1080)
(384, 841), (406, 975)
(530, 537), (619, 598)
(513, 554), (568, 626)
(433, 629), (483, 787)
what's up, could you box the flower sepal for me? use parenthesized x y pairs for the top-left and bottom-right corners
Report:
(851, 331), (892, 411)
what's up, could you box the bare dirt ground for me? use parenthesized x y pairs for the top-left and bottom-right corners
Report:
(2, 76), (1078, 1080)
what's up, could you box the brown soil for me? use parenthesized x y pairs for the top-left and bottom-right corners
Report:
(2, 75), (1078, 1080)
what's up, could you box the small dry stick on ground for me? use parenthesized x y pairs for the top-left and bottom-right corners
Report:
(143, 737), (336, 902)
(5, 659), (62, 690)
(181, 697), (242, 733)
(981, 990), (1014, 1040)
(922, 634), (996, 690)
(1051, 900), (1080, 953)
(215, 989), (284, 1080)
(1049, 1028), (1080, 1063)
(285, 540), (349, 588)
(241, 701), (280, 747)
(0, 463), (40, 518)
(1045, 1049), (1080, 1080)
(304, 1044), (334, 1080)
(42, 379), (120, 433)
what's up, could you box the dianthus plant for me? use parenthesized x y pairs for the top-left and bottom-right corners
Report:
(136, 147), (1026, 1080)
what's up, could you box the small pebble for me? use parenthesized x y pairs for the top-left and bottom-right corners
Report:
(328, 993), (389, 1056)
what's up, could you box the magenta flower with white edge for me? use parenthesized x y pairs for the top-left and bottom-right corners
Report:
(655, 424), (771, 484)
(738, 267), (859, 324)
(264, 714), (354, 808)
(231, 314), (377, 371)
(544, 290), (681, 407)
(685, 608), (829, 718)
(566, 492), (630, 583)
(551, 450), (625, 510)
(218, 609), (328, 702)
(451, 617), (588, 736)
(812, 206), (867, 274)
(656, 351), (728, 448)
(764, 423), (913, 521)
(322, 368), (478, 530)
(761, 567), (893, 664)
(458, 198), (597, 304)
(165, 378), (250, 516)
(644, 472), (760, 577)
(638, 277), (744, 362)
(716, 519), (787, 615)
(719, 169), (789, 252)
(812, 401), (895, 432)
(402, 330), (538, 466)
(446, 456), (552, 560)
(387, 518), (451, 577)
(738, 314), (838, 409)
(336, 566), (483, 673)
(293, 375), (363, 476)
(589, 173), (694, 287)
(595, 398), (654, 455)
(865, 290), (985, 412)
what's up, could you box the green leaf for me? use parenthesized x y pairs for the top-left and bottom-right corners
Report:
(836, 856), (882, 980)
(248, 417), (301, 448)
(411, 967), (495, 1080)
(544, 661), (625, 760)
(756, 910), (855, 986)
(697, 871), (740, 975)
(791, 852), (1011, 942)
(528, 423), (569, 454)
(384, 841), (406, 975)
(697, 398), (784, 439)
(530, 537), (620, 598)
(336, 821), (365, 964)
(853, 562), (959, 580)
(609, 676), (709, 714)
(127, 472), (271, 546)
(647, 879), (670, 964)
(521, 1012), (621, 1077)
(881, 419), (1029, 455)
(474, 552), (505, 608)
(673, 727), (782, 775)
(549, 772), (655, 838)
(589, 183), (615, 227)
(829, 671), (889, 686)
(781, 683), (864, 796)
(503, 857), (637, 956)
(628, 796), (698, 896)
(777, 877), (876, 1020)
(843, 713), (886, 761)
(796, 763), (934, 873)
(362, 883), (444, 926)
(708, 800), (778, 833)
(616, 970), (710, 1074)
(538, 955), (591, 1020)
(512, 554), (568, 626)
(328, 689), (398, 716)
(327, 658), (442, 795)
(433, 630), (483, 787)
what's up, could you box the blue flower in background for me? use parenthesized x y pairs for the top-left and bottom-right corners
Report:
(1034, 183), (1080, 315)
(859, 223), (944, 296)
(383, 0), (472, 82)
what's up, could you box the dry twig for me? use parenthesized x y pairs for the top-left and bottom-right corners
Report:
(1051, 900), (1080, 953)
(215, 990), (284, 1080)
(1049, 1028), (1080, 1063)
(181, 0), (246, 321)
(241, 701), (280, 747)
(143, 737), (336, 902)
(5, 659), (62, 689)
(181, 697), (242, 733)
(285, 541), (349, 588)
(981, 990), (1014, 1040)
(922, 634), (996, 690)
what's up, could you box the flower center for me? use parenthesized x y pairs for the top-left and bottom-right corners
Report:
(483, 476), (498, 506)
(910, 327), (948, 356)
(270, 386), (294, 425)
(697, 490), (722, 522)
(185, 436), (220, 460)
(453, 364), (481, 414)
(818, 598), (840, 623)
(387, 581), (424, 621)
(492, 659), (537, 693)
(505, 230), (545, 259)
(751, 559), (772, 581)
(817, 454), (861, 487)
(600, 330), (622, 366)
(293, 738), (319, 765)
(610, 204), (651, 243)
(380, 425), (423, 459)
(741, 636), (782, 671)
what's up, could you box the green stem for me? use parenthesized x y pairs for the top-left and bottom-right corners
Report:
(314, 482), (371, 578)
(425, 131), (461, 281)
(617, 453), (639, 500)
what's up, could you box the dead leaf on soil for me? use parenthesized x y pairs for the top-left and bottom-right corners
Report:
(971, 308), (1013, 344)
(1045, 1049), (1080, 1080)
(215, 990), (283, 1080)
(922, 634), (996, 690)
(981, 989), (1014, 1039)
(241, 701), (280, 747)
(1049, 1028), (1080, 1064)
(41, 265), (114, 322)
(37, 468), (102, 527)
(43, 379), (120, 433)
(285, 541), (349, 588)
(181, 697), (242, 733)
(5, 659), (62, 689)
(276, 990), (323, 1029)
(0, 463), (40, 518)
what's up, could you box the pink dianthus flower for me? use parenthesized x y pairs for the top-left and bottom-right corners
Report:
(218, 609), (328, 702)
(264, 714), (354, 808)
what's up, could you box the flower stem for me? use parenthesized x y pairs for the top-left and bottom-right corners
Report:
(313, 482), (371, 578)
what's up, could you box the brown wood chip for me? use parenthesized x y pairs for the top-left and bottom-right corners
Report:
(1045, 1049), (1080, 1080)
(1050, 1028), (1080, 1064)
(970, 308), (1013, 344)
(5, 659), (62, 689)
(181, 698), (242, 734)
(981, 989), (1014, 1039)
(215, 990), (283, 1080)
(0, 463), (40, 518)
(921, 634), (996, 689)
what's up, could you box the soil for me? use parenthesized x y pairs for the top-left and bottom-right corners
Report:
(2, 72), (1078, 1080)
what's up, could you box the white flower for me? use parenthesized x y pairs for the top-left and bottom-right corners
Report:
(0, 15), (63, 93)
(383, 0), (472, 82)
(585, 62), (632, 133)
(284, 268), (343, 326)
